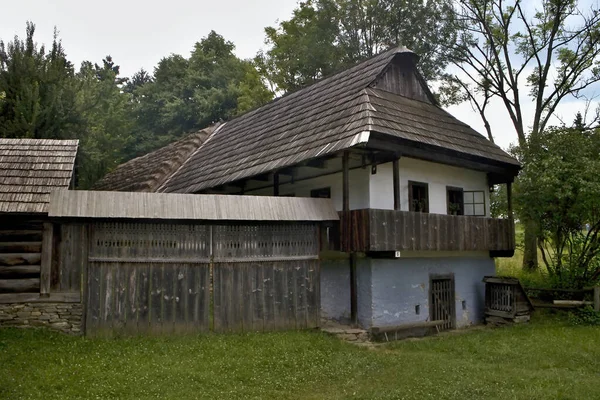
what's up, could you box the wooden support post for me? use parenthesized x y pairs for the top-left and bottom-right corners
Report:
(273, 172), (280, 196)
(342, 151), (350, 213)
(594, 287), (600, 312)
(40, 222), (53, 296)
(393, 158), (400, 211)
(507, 182), (513, 221)
(342, 151), (358, 326)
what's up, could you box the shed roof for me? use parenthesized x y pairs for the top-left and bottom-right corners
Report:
(93, 127), (214, 192)
(159, 47), (519, 194)
(0, 138), (78, 214)
(49, 190), (339, 221)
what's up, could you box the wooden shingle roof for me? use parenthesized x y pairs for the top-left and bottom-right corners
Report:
(0, 138), (78, 214)
(156, 47), (518, 193)
(93, 127), (214, 192)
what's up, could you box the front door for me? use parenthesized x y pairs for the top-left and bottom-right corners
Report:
(430, 275), (456, 331)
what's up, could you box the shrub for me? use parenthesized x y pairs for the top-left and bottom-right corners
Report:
(568, 306), (600, 326)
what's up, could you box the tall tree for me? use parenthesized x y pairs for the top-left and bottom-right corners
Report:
(127, 31), (272, 157)
(444, 0), (600, 269)
(257, 0), (457, 92)
(0, 22), (80, 139)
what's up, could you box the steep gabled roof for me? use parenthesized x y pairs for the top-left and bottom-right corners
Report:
(93, 127), (214, 192)
(155, 47), (518, 193)
(0, 138), (78, 214)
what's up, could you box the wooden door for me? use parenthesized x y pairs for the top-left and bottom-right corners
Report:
(430, 275), (456, 331)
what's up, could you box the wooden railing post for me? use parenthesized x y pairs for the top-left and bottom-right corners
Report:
(393, 158), (400, 211)
(594, 287), (600, 312)
(40, 222), (53, 296)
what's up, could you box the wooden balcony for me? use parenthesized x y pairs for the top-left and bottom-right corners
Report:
(340, 209), (515, 256)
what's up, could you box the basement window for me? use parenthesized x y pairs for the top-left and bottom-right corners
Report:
(464, 191), (486, 216)
(408, 181), (429, 213)
(446, 186), (464, 216)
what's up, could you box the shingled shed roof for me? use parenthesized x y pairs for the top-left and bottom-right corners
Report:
(0, 138), (78, 214)
(93, 127), (214, 192)
(159, 47), (518, 193)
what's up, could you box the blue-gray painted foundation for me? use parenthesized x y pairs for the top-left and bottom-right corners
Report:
(320, 256), (495, 329)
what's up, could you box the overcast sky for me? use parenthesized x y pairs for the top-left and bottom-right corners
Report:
(1, 0), (593, 152)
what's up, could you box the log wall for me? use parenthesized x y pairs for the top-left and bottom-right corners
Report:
(0, 217), (43, 294)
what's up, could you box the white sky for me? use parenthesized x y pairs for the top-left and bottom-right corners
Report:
(1, 0), (594, 151)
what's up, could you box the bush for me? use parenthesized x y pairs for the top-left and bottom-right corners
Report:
(568, 306), (600, 326)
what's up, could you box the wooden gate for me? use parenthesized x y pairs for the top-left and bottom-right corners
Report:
(429, 275), (456, 331)
(85, 222), (320, 336)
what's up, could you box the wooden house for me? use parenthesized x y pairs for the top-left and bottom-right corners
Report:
(0, 138), (78, 299)
(96, 47), (520, 333)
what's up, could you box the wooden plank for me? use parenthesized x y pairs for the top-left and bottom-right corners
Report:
(252, 263), (265, 332)
(114, 263), (127, 333)
(0, 242), (42, 253)
(126, 264), (139, 335)
(241, 264), (254, 331)
(595, 287), (600, 312)
(273, 263), (286, 330)
(0, 291), (80, 304)
(137, 265), (150, 334)
(0, 278), (40, 293)
(0, 253), (41, 266)
(305, 260), (318, 328)
(40, 223), (53, 296)
(213, 263), (223, 332)
(173, 264), (187, 333)
(149, 264), (163, 334)
(162, 264), (175, 334)
(0, 230), (42, 242)
(263, 264), (275, 331)
(0, 265), (40, 278)
(296, 261), (308, 329)
(231, 263), (243, 332)
(200, 264), (210, 331)
(393, 158), (400, 211)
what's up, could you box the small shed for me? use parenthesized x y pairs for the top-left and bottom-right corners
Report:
(47, 190), (338, 336)
(483, 276), (534, 325)
(0, 138), (78, 298)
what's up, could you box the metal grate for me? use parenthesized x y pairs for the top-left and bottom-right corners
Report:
(430, 276), (456, 331)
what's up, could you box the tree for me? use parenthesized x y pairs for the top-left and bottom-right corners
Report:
(127, 31), (272, 157)
(445, 0), (600, 269)
(74, 58), (133, 189)
(257, 0), (457, 92)
(515, 121), (600, 288)
(0, 22), (80, 139)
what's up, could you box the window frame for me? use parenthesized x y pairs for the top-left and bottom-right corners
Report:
(408, 180), (429, 213)
(463, 190), (486, 217)
(446, 186), (464, 216)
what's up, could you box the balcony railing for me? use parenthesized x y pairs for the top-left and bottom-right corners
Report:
(339, 209), (515, 255)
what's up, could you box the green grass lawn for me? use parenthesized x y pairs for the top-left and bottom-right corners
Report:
(1, 314), (600, 400)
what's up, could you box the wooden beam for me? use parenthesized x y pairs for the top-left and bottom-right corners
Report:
(40, 222), (53, 295)
(393, 158), (400, 210)
(0, 278), (40, 293)
(304, 159), (327, 169)
(0, 292), (81, 304)
(273, 172), (280, 196)
(0, 253), (41, 266)
(595, 287), (600, 312)
(0, 242), (41, 253)
(0, 265), (41, 278)
(343, 151), (350, 212)
(507, 182), (513, 221)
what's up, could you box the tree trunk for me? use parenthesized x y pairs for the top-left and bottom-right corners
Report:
(523, 218), (538, 271)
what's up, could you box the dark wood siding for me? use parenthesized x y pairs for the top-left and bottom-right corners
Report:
(341, 209), (515, 253)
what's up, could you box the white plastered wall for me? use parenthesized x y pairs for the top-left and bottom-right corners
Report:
(369, 157), (490, 216)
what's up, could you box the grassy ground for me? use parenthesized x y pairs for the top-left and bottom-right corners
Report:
(2, 313), (600, 399)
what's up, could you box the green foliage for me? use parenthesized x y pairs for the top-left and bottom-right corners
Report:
(128, 30), (273, 157)
(0, 22), (80, 139)
(515, 123), (600, 288)
(257, 0), (457, 92)
(3, 314), (600, 399)
(568, 306), (600, 326)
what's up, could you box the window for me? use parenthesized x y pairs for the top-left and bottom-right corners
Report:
(408, 181), (429, 212)
(464, 190), (486, 216)
(310, 187), (331, 198)
(446, 187), (464, 215)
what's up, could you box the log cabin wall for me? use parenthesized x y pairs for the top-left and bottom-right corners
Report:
(0, 216), (43, 294)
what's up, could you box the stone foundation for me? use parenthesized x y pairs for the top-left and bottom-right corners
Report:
(0, 303), (83, 335)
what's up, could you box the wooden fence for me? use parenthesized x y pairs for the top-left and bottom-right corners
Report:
(84, 222), (321, 336)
